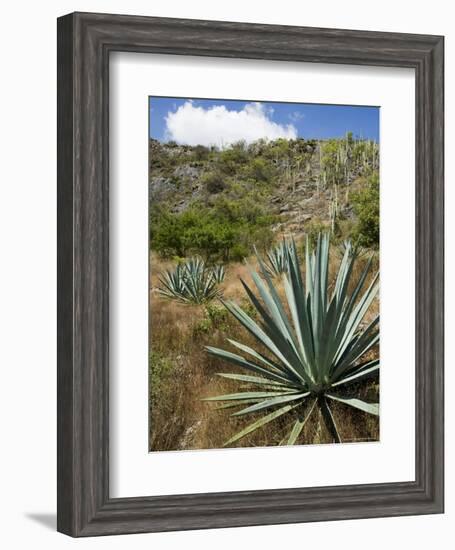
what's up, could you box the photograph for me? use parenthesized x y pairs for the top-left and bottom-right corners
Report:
(149, 97), (380, 451)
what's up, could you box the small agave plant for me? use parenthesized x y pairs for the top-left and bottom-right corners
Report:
(158, 257), (225, 305)
(211, 264), (226, 285)
(264, 239), (292, 277)
(204, 234), (379, 446)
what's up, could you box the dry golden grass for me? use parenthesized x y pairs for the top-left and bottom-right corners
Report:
(149, 249), (379, 452)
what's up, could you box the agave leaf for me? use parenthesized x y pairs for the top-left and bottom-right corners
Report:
(319, 396), (342, 443)
(332, 245), (354, 305)
(344, 256), (373, 313)
(320, 233), (330, 312)
(333, 275), (379, 366)
(203, 390), (295, 402)
(282, 275), (315, 379)
(252, 257), (317, 387)
(305, 235), (313, 298)
(232, 392), (309, 417)
(284, 241), (319, 380)
(326, 393), (379, 416)
(215, 372), (289, 388)
(215, 398), (263, 410)
(333, 317), (379, 380)
(310, 233), (323, 359)
(212, 264), (225, 284)
(238, 279), (311, 385)
(222, 298), (293, 368)
(226, 338), (295, 380)
(206, 346), (292, 385)
(317, 293), (342, 379)
(224, 403), (301, 446)
(331, 359), (379, 387)
(319, 240), (379, 382)
(285, 398), (318, 445)
(222, 296), (311, 387)
(321, 254), (366, 368)
(264, 240), (291, 277)
(249, 263), (301, 358)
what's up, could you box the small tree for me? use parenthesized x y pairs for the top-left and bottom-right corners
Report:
(244, 158), (275, 184)
(351, 173), (380, 248)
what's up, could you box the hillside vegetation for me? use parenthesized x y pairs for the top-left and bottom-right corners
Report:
(150, 135), (379, 259)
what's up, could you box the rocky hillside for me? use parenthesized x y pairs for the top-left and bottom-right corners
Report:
(149, 136), (379, 259)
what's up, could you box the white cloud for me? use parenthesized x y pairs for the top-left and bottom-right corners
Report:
(164, 101), (297, 147)
(289, 111), (305, 123)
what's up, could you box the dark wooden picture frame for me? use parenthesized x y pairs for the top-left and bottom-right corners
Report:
(57, 12), (444, 537)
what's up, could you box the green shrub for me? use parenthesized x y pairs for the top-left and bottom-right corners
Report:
(149, 351), (174, 405)
(205, 303), (229, 325)
(229, 243), (251, 262)
(351, 172), (379, 248)
(201, 171), (227, 194)
(151, 208), (197, 257)
(193, 303), (230, 336)
(243, 158), (275, 183)
(192, 317), (212, 336)
(192, 145), (210, 162)
(151, 197), (274, 262)
(217, 141), (249, 174)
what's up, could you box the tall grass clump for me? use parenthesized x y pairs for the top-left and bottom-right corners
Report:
(204, 234), (379, 446)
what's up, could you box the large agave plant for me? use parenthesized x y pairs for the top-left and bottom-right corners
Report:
(158, 257), (225, 305)
(204, 234), (379, 446)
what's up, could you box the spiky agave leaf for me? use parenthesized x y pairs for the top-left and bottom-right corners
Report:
(158, 257), (224, 305)
(204, 233), (379, 446)
(211, 264), (226, 284)
(338, 238), (368, 260)
(264, 239), (292, 277)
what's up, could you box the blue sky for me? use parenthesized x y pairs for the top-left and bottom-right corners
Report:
(149, 97), (379, 146)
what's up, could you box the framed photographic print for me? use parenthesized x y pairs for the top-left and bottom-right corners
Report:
(57, 12), (444, 536)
